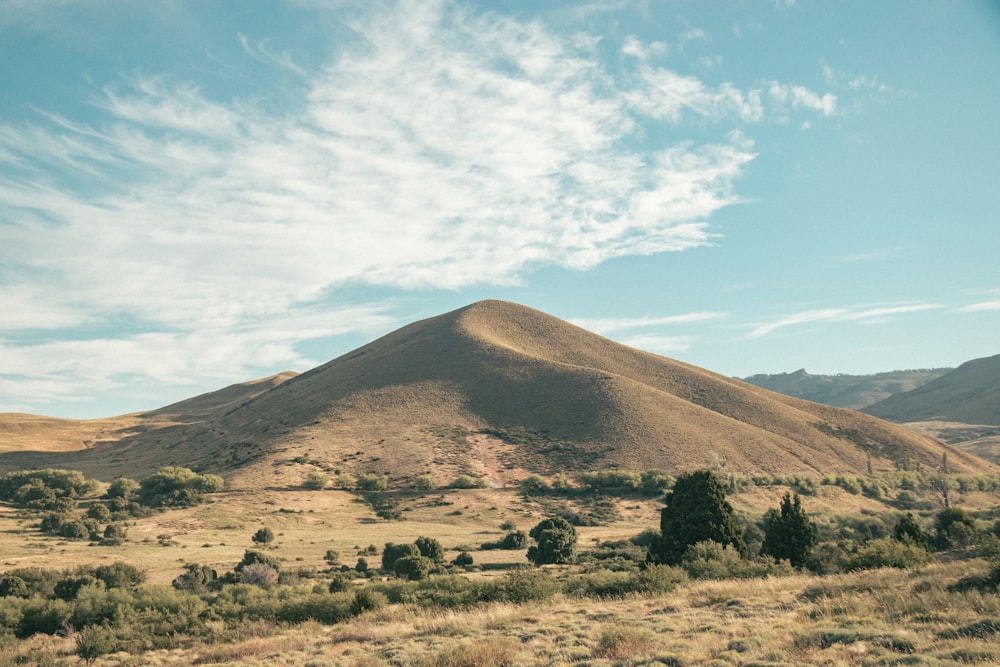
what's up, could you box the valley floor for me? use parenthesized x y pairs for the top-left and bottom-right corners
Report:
(9, 561), (1000, 666)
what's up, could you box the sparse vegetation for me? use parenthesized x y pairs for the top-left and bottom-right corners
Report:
(1, 461), (1000, 665)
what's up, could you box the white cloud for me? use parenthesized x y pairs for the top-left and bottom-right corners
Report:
(572, 311), (727, 334)
(0, 1), (848, 413)
(621, 334), (696, 354)
(746, 303), (941, 338)
(957, 299), (1000, 313)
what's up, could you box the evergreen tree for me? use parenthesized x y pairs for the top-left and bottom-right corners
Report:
(648, 469), (746, 565)
(760, 492), (817, 567)
(893, 512), (930, 549)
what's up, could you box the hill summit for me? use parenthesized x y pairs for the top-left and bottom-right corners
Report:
(0, 300), (984, 482)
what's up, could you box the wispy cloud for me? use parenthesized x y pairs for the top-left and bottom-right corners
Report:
(957, 299), (1000, 313)
(746, 303), (941, 338)
(0, 1), (847, 412)
(572, 311), (727, 335)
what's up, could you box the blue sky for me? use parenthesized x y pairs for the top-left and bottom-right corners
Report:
(1, 0), (998, 418)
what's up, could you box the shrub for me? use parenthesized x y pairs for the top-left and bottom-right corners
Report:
(448, 474), (489, 489)
(172, 564), (218, 594)
(394, 555), (433, 581)
(414, 536), (445, 563)
(240, 563), (279, 588)
(520, 475), (550, 494)
(593, 624), (655, 660)
(137, 467), (224, 508)
(418, 638), (519, 667)
(75, 622), (117, 665)
(846, 538), (935, 570)
(101, 523), (128, 545)
(323, 549), (339, 566)
(106, 477), (139, 499)
(59, 519), (90, 540)
(527, 517), (577, 565)
(86, 503), (112, 522)
(0, 575), (29, 598)
(302, 471), (329, 490)
(355, 558), (369, 573)
(252, 527), (275, 545)
(39, 512), (68, 535)
(381, 542), (419, 571)
(0, 469), (97, 508)
(236, 549), (282, 573)
(580, 470), (642, 492)
(94, 563), (143, 589)
(350, 587), (387, 615)
(411, 474), (436, 491)
(483, 530), (527, 550)
(452, 551), (474, 567)
(356, 473), (388, 491)
(490, 569), (558, 603)
(681, 540), (794, 579)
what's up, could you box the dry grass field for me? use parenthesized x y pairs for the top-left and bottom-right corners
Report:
(1, 470), (1000, 666)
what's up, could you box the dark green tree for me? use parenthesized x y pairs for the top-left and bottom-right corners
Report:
(893, 512), (930, 549)
(648, 469), (746, 565)
(526, 516), (577, 565)
(934, 506), (977, 549)
(760, 493), (817, 567)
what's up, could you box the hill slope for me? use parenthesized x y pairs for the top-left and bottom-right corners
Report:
(743, 368), (951, 410)
(0, 301), (984, 481)
(863, 354), (1000, 426)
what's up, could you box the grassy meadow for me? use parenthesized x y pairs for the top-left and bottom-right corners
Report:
(2, 466), (1000, 666)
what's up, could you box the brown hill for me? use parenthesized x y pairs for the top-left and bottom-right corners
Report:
(0, 301), (985, 482)
(863, 354), (1000, 426)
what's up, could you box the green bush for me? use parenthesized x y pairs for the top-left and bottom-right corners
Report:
(393, 555), (434, 581)
(252, 527), (275, 545)
(846, 537), (935, 570)
(137, 467), (224, 508)
(411, 474), (436, 491)
(452, 552), (474, 567)
(0, 469), (97, 509)
(415, 536), (445, 563)
(356, 473), (388, 491)
(172, 564), (218, 594)
(527, 517), (577, 565)
(681, 541), (794, 579)
(350, 587), (387, 615)
(236, 549), (282, 574)
(448, 474), (489, 489)
(482, 530), (527, 550)
(75, 622), (118, 665)
(302, 471), (329, 490)
(381, 542), (419, 571)
(106, 477), (139, 499)
(935, 507), (978, 550)
(520, 475), (550, 494)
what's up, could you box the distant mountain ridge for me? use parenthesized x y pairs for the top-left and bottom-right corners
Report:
(0, 300), (987, 482)
(743, 368), (952, 410)
(863, 354), (1000, 426)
